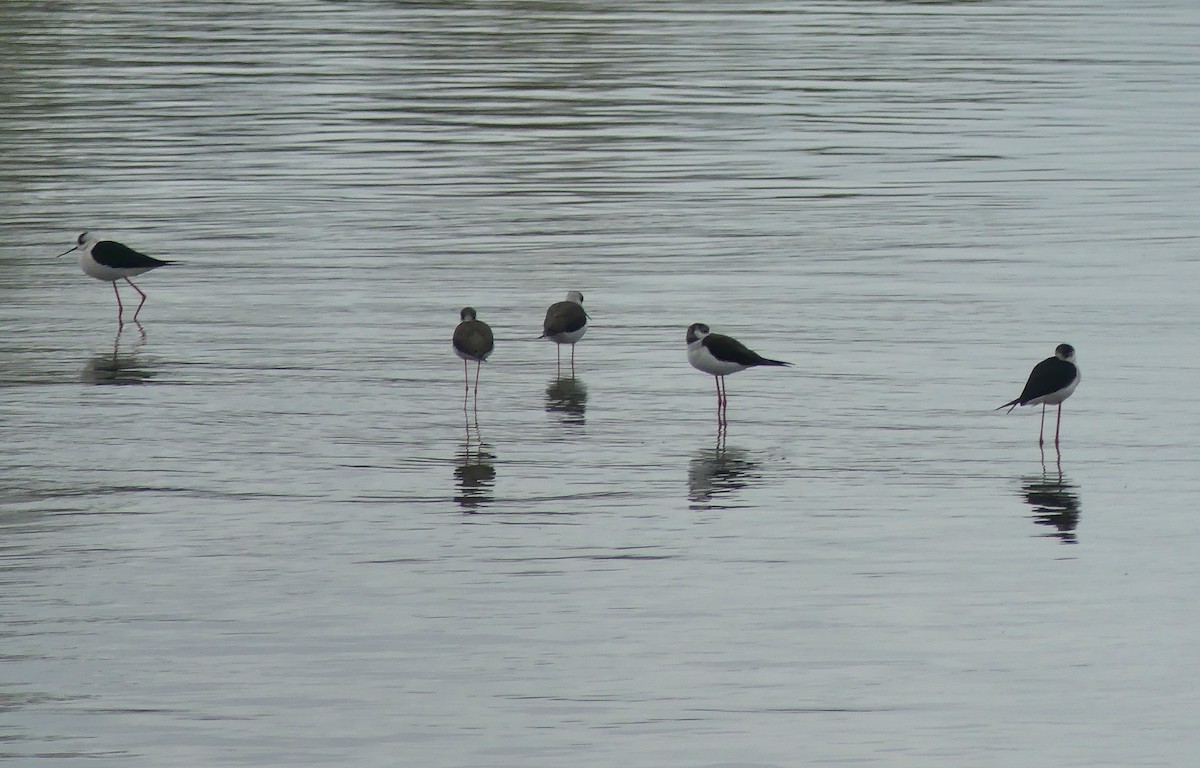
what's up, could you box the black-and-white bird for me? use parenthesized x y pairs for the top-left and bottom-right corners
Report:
(686, 323), (791, 413)
(58, 232), (174, 324)
(541, 291), (588, 373)
(453, 307), (494, 394)
(997, 343), (1080, 446)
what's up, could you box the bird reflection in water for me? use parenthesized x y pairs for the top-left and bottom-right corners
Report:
(687, 422), (761, 509)
(545, 376), (587, 425)
(1019, 445), (1081, 544)
(81, 322), (154, 385)
(455, 396), (495, 511)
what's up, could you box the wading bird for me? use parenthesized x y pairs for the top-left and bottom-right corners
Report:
(59, 232), (174, 324)
(541, 291), (588, 375)
(453, 307), (494, 396)
(686, 322), (790, 417)
(997, 343), (1080, 446)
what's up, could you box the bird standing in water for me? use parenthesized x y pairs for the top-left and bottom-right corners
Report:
(453, 307), (494, 398)
(686, 322), (791, 419)
(541, 291), (588, 376)
(997, 343), (1080, 446)
(59, 232), (174, 325)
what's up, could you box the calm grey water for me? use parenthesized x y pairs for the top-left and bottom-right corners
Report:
(2, 1), (1200, 765)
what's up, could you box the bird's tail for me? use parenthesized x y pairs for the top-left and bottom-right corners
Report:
(996, 398), (1021, 413)
(758, 358), (792, 367)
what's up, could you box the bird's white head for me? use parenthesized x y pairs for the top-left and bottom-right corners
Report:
(566, 290), (584, 305)
(57, 231), (95, 257)
(460, 307), (478, 321)
(1055, 343), (1076, 362)
(686, 323), (711, 345)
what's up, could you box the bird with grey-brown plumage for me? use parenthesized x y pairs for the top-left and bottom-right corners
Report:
(453, 307), (494, 396)
(541, 290), (588, 375)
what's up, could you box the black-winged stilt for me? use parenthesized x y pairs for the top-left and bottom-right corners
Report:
(453, 307), (494, 395)
(686, 323), (790, 416)
(541, 291), (588, 374)
(997, 343), (1080, 446)
(58, 232), (174, 324)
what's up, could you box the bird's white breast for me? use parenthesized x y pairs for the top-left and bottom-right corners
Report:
(79, 250), (154, 282)
(1035, 368), (1080, 405)
(547, 325), (587, 345)
(688, 341), (748, 376)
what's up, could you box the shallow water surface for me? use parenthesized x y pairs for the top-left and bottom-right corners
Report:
(2, 1), (1200, 766)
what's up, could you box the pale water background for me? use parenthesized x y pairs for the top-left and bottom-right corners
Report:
(2, 1), (1199, 766)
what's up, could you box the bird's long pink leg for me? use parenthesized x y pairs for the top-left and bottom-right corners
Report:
(1054, 403), (1063, 445)
(472, 362), (482, 410)
(111, 281), (125, 325)
(125, 278), (148, 320)
(462, 388), (470, 438)
(463, 359), (469, 392)
(718, 377), (728, 425)
(1038, 403), (1046, 446)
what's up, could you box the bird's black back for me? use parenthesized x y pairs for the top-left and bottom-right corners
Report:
(454, 320), (494, 360)
(704, 333), (790, 367)
(542, 301), (587, 336)
(1017, 356), (1077, 403)
(92, 240), (172, 269)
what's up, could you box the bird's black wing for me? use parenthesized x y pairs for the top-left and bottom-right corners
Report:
(454, 320), (495, 359)
(704, 333), (790, 367)
(1017, 356), (1077, 404)
(542, 302), (587, 336)
(92, 240), (172, 269)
